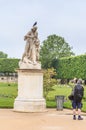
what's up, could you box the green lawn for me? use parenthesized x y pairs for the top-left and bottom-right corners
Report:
(46, 85), (72, 108)
(47, 84), (86, 112)
(0, 82), (17, 108)
(0, 82), (86, 112)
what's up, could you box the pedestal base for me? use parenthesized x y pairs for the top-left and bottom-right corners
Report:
(14, 98), (46, 112)
(14, 69), (46, 112)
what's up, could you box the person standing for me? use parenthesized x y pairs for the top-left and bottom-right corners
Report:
(72, 79), (84, 120)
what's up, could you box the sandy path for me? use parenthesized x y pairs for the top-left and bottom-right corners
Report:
(0, 109), (86, 130)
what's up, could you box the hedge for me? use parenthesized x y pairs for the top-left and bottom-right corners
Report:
(0, 58), (19, 73)
(56, 54), (86, 79)
(0, 54), (86, 80)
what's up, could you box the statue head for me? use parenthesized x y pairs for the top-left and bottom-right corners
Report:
(31, 26), (37, 32)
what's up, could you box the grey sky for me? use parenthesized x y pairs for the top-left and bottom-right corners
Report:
(0, 0), (86, 58)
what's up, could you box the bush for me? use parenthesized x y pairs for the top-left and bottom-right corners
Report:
(0, 58), (19, 73)
(56, 54), (86, 80)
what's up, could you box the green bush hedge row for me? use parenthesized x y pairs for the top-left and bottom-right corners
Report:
(0, 58), (19, 73)
(0, 54), (86, 79)
(56, 54), (86, 79)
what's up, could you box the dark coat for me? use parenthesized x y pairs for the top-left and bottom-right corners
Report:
(73, 83), (84, 102)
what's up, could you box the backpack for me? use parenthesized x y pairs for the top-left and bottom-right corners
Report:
(74, 84), (83, 102)
(68, 94), (74, 100)
(68, 89), (74, 101)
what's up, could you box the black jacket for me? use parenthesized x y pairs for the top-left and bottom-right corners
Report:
(73, 83), (84, 102)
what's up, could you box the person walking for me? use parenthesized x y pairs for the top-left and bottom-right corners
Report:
(72, 79), (84, 120)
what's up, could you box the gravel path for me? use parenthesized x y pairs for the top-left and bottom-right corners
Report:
(0, 108), (86, 130)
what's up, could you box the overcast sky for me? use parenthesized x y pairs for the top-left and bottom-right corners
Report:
(0, 0), (86, 58)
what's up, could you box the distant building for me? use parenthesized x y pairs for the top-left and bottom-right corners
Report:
(0, 72), (18, 83)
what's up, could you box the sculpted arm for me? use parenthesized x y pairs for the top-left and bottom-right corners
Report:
(24, 31), (34, 40)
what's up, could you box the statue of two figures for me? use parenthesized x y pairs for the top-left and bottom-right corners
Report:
(19, 24), (41, 69)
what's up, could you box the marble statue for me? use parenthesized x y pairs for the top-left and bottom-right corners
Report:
(19, 24), (41, 69)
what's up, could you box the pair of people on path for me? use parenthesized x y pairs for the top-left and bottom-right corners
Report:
(71, 78), (84, 120)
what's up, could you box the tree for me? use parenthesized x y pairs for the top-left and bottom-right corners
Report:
(43, 68), (57, 99)
(0, 51), (8, 58)
(0, 58), (19, 73)
(40, 34), (74, 68)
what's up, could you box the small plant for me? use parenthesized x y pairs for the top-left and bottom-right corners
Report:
(43, 68), (57, 99)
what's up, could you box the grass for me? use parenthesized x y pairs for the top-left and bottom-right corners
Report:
(0, 82), (17, 108)
(0, 82), (86, 112)
(47, 84), (72, 99)
(46, 84), (86, 112)
(0, 98), (14, 108)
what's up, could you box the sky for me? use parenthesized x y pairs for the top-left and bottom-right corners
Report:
(0, 0), (86, 58)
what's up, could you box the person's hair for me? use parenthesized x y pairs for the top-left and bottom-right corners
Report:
(73, 78), (78, 83)
(77, 79), (82, 84)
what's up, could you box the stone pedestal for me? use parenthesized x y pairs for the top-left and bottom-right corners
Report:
(14, 69), (46, 112)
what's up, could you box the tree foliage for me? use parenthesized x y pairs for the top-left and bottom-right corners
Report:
(0, 58), (19, 73)
(0, 51), (8, 58)
(40, 35), (74, 68)
(43, 68), (57, 99)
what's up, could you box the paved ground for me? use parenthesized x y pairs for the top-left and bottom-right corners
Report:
(0, 108), (86, 130)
